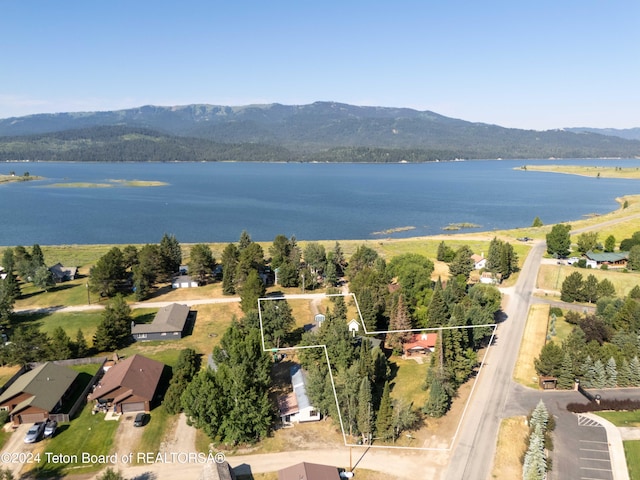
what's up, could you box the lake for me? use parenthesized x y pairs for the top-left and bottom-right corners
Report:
(1, 159), (640, 246)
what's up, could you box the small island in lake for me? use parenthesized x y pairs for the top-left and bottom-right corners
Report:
(0, 172), (42, 184)
(48, 179), (169, 188)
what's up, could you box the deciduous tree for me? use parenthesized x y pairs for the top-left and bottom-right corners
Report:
(546, 223), (572, 258)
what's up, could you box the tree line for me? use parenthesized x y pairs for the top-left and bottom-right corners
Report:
(535, 286), (640, 389)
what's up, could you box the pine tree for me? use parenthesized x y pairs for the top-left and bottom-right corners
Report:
(529, 400), (549, 433)
(74, 329), (89, 358)
(605, 357), (618, 388)
(580, 355), (594, 388)
(423, 377), (450, 418)
(357, 377), (374, 441)
(386, 295), (412, 353)
(591, 359), (606, 389)
(221, 243), (239, 295)
(375, 381), (393, 441)
(426, 282), (448, 328)
(557, 352), (575, 389)
(630, 356), (640, 386)
(618, 359), (633, 387)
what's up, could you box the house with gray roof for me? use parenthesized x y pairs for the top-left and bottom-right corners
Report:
(88, 354), (165, 413)
(277, 364), (320, 424)
(48, 263), (77, 282)
(0, 362), (79, 425)
(131, 303), (191, 341)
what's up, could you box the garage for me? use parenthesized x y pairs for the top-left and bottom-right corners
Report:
(121, 402), (145, 413)
(19, 413), (47, 424)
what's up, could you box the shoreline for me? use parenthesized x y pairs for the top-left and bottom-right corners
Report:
(8, 193), (637, 251)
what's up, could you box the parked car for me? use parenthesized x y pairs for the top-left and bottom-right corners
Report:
(133, 412), (147, 427)
(43, 420), (57, 438)
(24, 422), (45, 443)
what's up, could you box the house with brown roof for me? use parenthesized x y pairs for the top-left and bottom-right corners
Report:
(403, 332), (438, 356)
(131, 303), (191, 341)
(471, 253), (487, 270)
(278, 462), (340, 480)
(0, 362), (79, 425)
(88, 354), (165, 413)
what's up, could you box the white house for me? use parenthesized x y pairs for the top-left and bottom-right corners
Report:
(471, 253), (487, 270)
(348, 319), (360, 336)
(171, 275), (199, 288)
(277, 365), (320, 424)
(480, 272), (497, 284)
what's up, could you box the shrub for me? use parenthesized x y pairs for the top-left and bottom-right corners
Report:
(566, 399), (640, 413)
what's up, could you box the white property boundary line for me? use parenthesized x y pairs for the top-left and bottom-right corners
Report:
(258, 292), (498, 451)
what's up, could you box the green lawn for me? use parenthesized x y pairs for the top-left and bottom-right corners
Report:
(624, 440), (640, 480)
(388, 357), (429, 407)
(35, 403), (120, 477)
(596, 410), (640, 427)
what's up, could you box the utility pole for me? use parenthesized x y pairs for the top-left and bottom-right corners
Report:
(86, 283), (91, 305)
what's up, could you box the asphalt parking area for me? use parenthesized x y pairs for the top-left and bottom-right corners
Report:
(577, 415), (613, 480)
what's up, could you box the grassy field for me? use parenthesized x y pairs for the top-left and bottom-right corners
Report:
(491, 416), (528, 479)
(33, 403), (120, 477)
(537, 263), (640, 298)
(513, 304), (550, 388)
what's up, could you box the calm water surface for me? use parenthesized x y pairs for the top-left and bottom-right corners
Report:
(1, 160), (640, 245)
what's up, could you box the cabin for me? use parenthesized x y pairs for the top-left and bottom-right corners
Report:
(0, 363), (79, 425)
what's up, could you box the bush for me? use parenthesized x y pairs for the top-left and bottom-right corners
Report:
(0, 410), (8, 425)
(567, 399), (640, 413)
(549, 307), (563, 317)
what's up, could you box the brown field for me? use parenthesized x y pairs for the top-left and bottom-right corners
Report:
(491, 416), (528, 479)
(513, 304), (550, 388)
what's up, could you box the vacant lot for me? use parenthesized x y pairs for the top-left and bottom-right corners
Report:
(513, 304), (549, 388)
(491, 416), (528, 479)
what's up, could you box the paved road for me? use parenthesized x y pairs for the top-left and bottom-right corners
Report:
(445, 240), (546, 480)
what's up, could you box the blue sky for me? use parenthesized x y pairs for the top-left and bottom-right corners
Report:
(1, 1), (638, 130)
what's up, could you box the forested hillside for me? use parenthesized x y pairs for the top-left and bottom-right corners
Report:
(0, 102), (639, 161)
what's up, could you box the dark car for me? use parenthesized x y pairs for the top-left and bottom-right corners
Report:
(133, 412), (147, 427)
(43, 420), (57, 438)
(24, 422), (45, 443)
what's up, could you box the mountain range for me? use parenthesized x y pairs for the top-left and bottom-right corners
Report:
(0, 102), (638, 162)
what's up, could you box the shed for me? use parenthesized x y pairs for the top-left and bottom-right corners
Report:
(539, 376), (557, 390)
(172, 275), (199, 288)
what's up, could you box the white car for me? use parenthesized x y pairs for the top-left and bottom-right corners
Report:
(24, 422), (45, 443)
